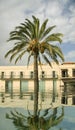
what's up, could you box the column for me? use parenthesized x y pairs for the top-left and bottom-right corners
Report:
(52, 71), (57, 102)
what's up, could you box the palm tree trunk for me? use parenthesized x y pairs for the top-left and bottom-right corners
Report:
(34, 53), (39, 116)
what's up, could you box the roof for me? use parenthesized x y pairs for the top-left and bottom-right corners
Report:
(61, 62), (75, 65)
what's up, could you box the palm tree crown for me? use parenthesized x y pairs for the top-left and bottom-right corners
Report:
(5, 16), (64, 65)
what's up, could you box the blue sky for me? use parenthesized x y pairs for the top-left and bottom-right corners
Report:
(0, 0), (75, 65)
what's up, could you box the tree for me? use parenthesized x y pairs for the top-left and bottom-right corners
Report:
(5, 16), (64, 117)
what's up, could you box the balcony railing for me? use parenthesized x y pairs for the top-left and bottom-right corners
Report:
(0, 74), (58, 80)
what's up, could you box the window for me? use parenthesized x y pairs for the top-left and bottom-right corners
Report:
(30, 71), (34, 78)
(1, 72), (4, 79)
(41, 71), (45, 78)
(52, 71), (56, 78)
(20, 72), (23, 78)
(5, 80), (12, 93)
(72, 69), (75, 77)
(61, 69), (68, 77)
(21, 80), (28, 92)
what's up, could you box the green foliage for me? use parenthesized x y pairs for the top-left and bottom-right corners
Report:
(5, 15), (64, 65)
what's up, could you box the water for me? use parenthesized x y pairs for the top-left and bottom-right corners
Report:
(50, 106), (75, 130)
(0, 106), (75, 130)
(0, 107), (28, 130)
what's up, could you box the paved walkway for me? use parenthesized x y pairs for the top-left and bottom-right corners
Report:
(0, 96), (61, 110)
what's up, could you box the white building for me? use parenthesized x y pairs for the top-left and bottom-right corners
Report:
(0, 62), (75, 105)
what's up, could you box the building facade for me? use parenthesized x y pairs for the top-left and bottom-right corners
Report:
(0, 62), (75, 105)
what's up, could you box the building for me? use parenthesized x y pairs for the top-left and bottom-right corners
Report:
(60, 62), (75, 105)
(0, 62), (75, 105)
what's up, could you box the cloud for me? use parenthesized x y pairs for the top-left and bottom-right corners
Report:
(38, 0), (75, 44)
(0, 0), (75, 65)
(65, 51), (75, 61)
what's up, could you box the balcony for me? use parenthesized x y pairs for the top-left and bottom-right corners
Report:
(61, 74), (75, 83)
(0, 74), (58, 80)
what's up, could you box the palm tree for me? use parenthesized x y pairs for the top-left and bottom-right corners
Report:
(5, 16), (64, 117)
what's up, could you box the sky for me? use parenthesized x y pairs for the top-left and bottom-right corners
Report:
(0, 0), (75, 66)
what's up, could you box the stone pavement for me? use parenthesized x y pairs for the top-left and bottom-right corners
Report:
(0, 96), (61, 110)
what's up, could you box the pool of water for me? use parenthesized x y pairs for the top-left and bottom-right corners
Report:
(50, 106), (75, 130)
(0, 106), (75, 130)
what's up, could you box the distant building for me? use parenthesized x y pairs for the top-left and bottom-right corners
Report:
(0, 62), (75, 105)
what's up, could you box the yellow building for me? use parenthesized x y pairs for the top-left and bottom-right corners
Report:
(0, 62), (75, 105)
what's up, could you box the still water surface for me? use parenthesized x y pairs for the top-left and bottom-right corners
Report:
(0, 106), (75, 130)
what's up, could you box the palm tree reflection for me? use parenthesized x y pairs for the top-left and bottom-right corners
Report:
(6, 106), (64, 130)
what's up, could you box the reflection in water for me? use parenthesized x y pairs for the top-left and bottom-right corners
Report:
(6, 106), (64, 130)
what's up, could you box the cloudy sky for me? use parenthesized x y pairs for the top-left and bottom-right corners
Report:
(0, 0), (75, 66)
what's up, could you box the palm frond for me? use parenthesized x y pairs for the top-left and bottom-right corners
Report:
(7, 36), (22, 42)
(39, 19), (48, 39)
(25, 22), (35, 39)
(53, 33), (63, 37)
(27, 53), (32, 66)
(10, 51), (19, 62)
(15, 50), (27, 64)
(9, 30), (29, 42)
(25, 18), (35, 38)
(44, 43), (64, 63)
(41, 25), (56, 40)
(42, 54), (52, 67)
(45, 34), (63, 43)
(10, 30), (19, 35)
(52, 56), (59, 64)
(9, 44), (26, 61)
(5, 50), (12, 58)
(51, 45), (64, 62)
(45, 43), (57, 59)
(10, 43), (25, 53)
(15, 23), (32, 40)
(32, 16), (40, 38)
